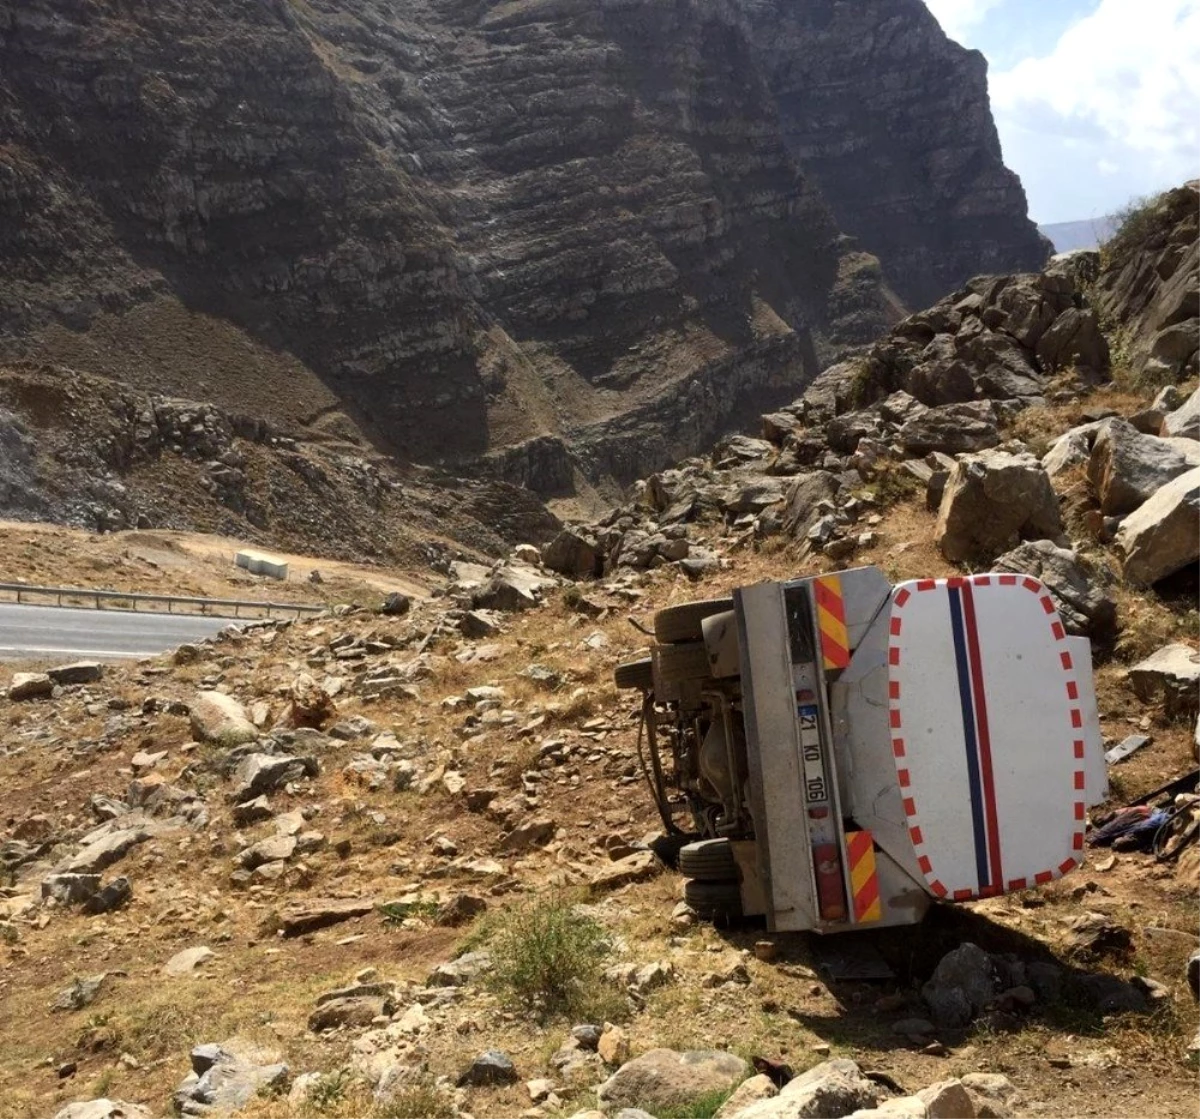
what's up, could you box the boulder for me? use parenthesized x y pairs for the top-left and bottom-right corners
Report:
(921, 943), (997, 1029)
(189, 692), (257, 747)
(596, 1049), (748, 1112)
(498, 817), (556, 853)
(991, 271), (1075, 351)
(308, 995), (391, 1032)
(51, 974), (111, 1012)
(1147, 322), (1200, 379)
(1163, 386), (1200, 440)
(47, 662), (104, 685)
(542, 528), (601, 578)
(715, 1075), (780, 1118)
(917, 1081), (978, 1119)
(58, 825), (154, 875)
(238, 835), (296, 869)
(457, 1050), (518, 1087)
(898, 402), (1001, 456)
(8, 672), (53, 701)
(1035, 307), (1109, 374)
(53, 1102), (153, 1119)
(228, 753), (317, 802)
(935, 451), (1064, 563)
(277, 898), (374, 937)
(474, 563), (554, 612)
(41, 873), (101, 906)
(1115, 466), (1200, 585)
(174, 1040), (288, 1117)
(1087, 419), (1198, 515)
(762, 412), (800, 445)
(1128, 645), (1200, 718)
(1041, 421), (1103, 477)
(428, 950), (493, 988)
(781, 472), (841, 539)
(993, 541), (1117, 641)
(380, 592), (411, 616)
(277, 674), (336, 730)
(81, 876), (132, 915)
(729, 1058), (881, 1119)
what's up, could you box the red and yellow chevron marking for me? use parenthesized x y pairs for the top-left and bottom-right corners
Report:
(847, 829), (883, 923)
(814, 575), (850, 670)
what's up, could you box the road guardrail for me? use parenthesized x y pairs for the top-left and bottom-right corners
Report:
(0, 582), (326, 619)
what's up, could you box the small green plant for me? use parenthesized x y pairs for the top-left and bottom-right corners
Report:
(378, 899), (440, 926)
(843, 359), (877, 410)
(374, 1078), (457, 1119)
(90, 1068), (116, 1098)
(656, 1086), (740, 1119)
(487, 894), (616, 1020)
(304, 1069), (357, 1112)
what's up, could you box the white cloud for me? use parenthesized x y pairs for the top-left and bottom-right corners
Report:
(922, 0), (1004, 41)
(988, 0), (1200, 219)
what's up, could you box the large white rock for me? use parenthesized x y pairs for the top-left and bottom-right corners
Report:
(53, 1101), (153, 1119)
(189, 691), (258, 746)
(726, 1059), (880, 1119)
(8, 672), (53, 701)
(1163, 385), (1200, 440)
(936, 450), (1064, 563)
(1128, 644), (1200, 718)
(163, 946), (216, 977)
(1115, 466), (1200, 585)
(597, 1049), (748, 1112)
(1088, 418), (1198, 515)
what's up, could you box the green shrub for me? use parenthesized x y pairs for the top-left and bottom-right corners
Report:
(1103, 193), (1165, 264)
(488, 895), (618, 1021)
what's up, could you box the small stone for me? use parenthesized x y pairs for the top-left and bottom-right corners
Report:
(457, 1049), (518, 1087)
(51, 974), (110, 1012)
(308, 995), (391, 1032)
(571, 1024), (602, 1050)
(381, 592), (412, 616)
(81, 877), (131, 915)
(597, 1024), (631, 1065)
(163, 946), (216, 977)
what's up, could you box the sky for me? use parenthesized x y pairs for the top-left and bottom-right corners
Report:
(922, 0), (1200, 224)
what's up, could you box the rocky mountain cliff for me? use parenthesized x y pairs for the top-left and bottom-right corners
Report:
(0, 0), (1044, 509)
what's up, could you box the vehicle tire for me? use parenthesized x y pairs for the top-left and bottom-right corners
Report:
(649, 832), (700, 870)
(654, 598), (734, 644)
(683, 878), (744, 921)
(654, 641), (712, 684)
(614, 658), (653, 691)
(678, 838), (738, 882)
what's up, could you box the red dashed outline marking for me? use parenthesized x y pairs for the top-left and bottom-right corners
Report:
(889, 574), (1088, 903)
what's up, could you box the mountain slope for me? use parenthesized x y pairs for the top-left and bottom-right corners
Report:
(0, 0), (1043, 500)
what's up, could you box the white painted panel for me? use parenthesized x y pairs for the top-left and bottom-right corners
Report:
(890, 576), (1084, 899)
(1066, 636), (1107, 808)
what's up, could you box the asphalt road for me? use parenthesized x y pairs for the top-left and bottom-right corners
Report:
(0, 602), (237, 660)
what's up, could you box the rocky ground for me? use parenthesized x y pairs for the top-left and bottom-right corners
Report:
(1, 188), (1197, 1119)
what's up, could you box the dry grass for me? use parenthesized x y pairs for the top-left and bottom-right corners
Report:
(3, 446), (1199, 1119)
